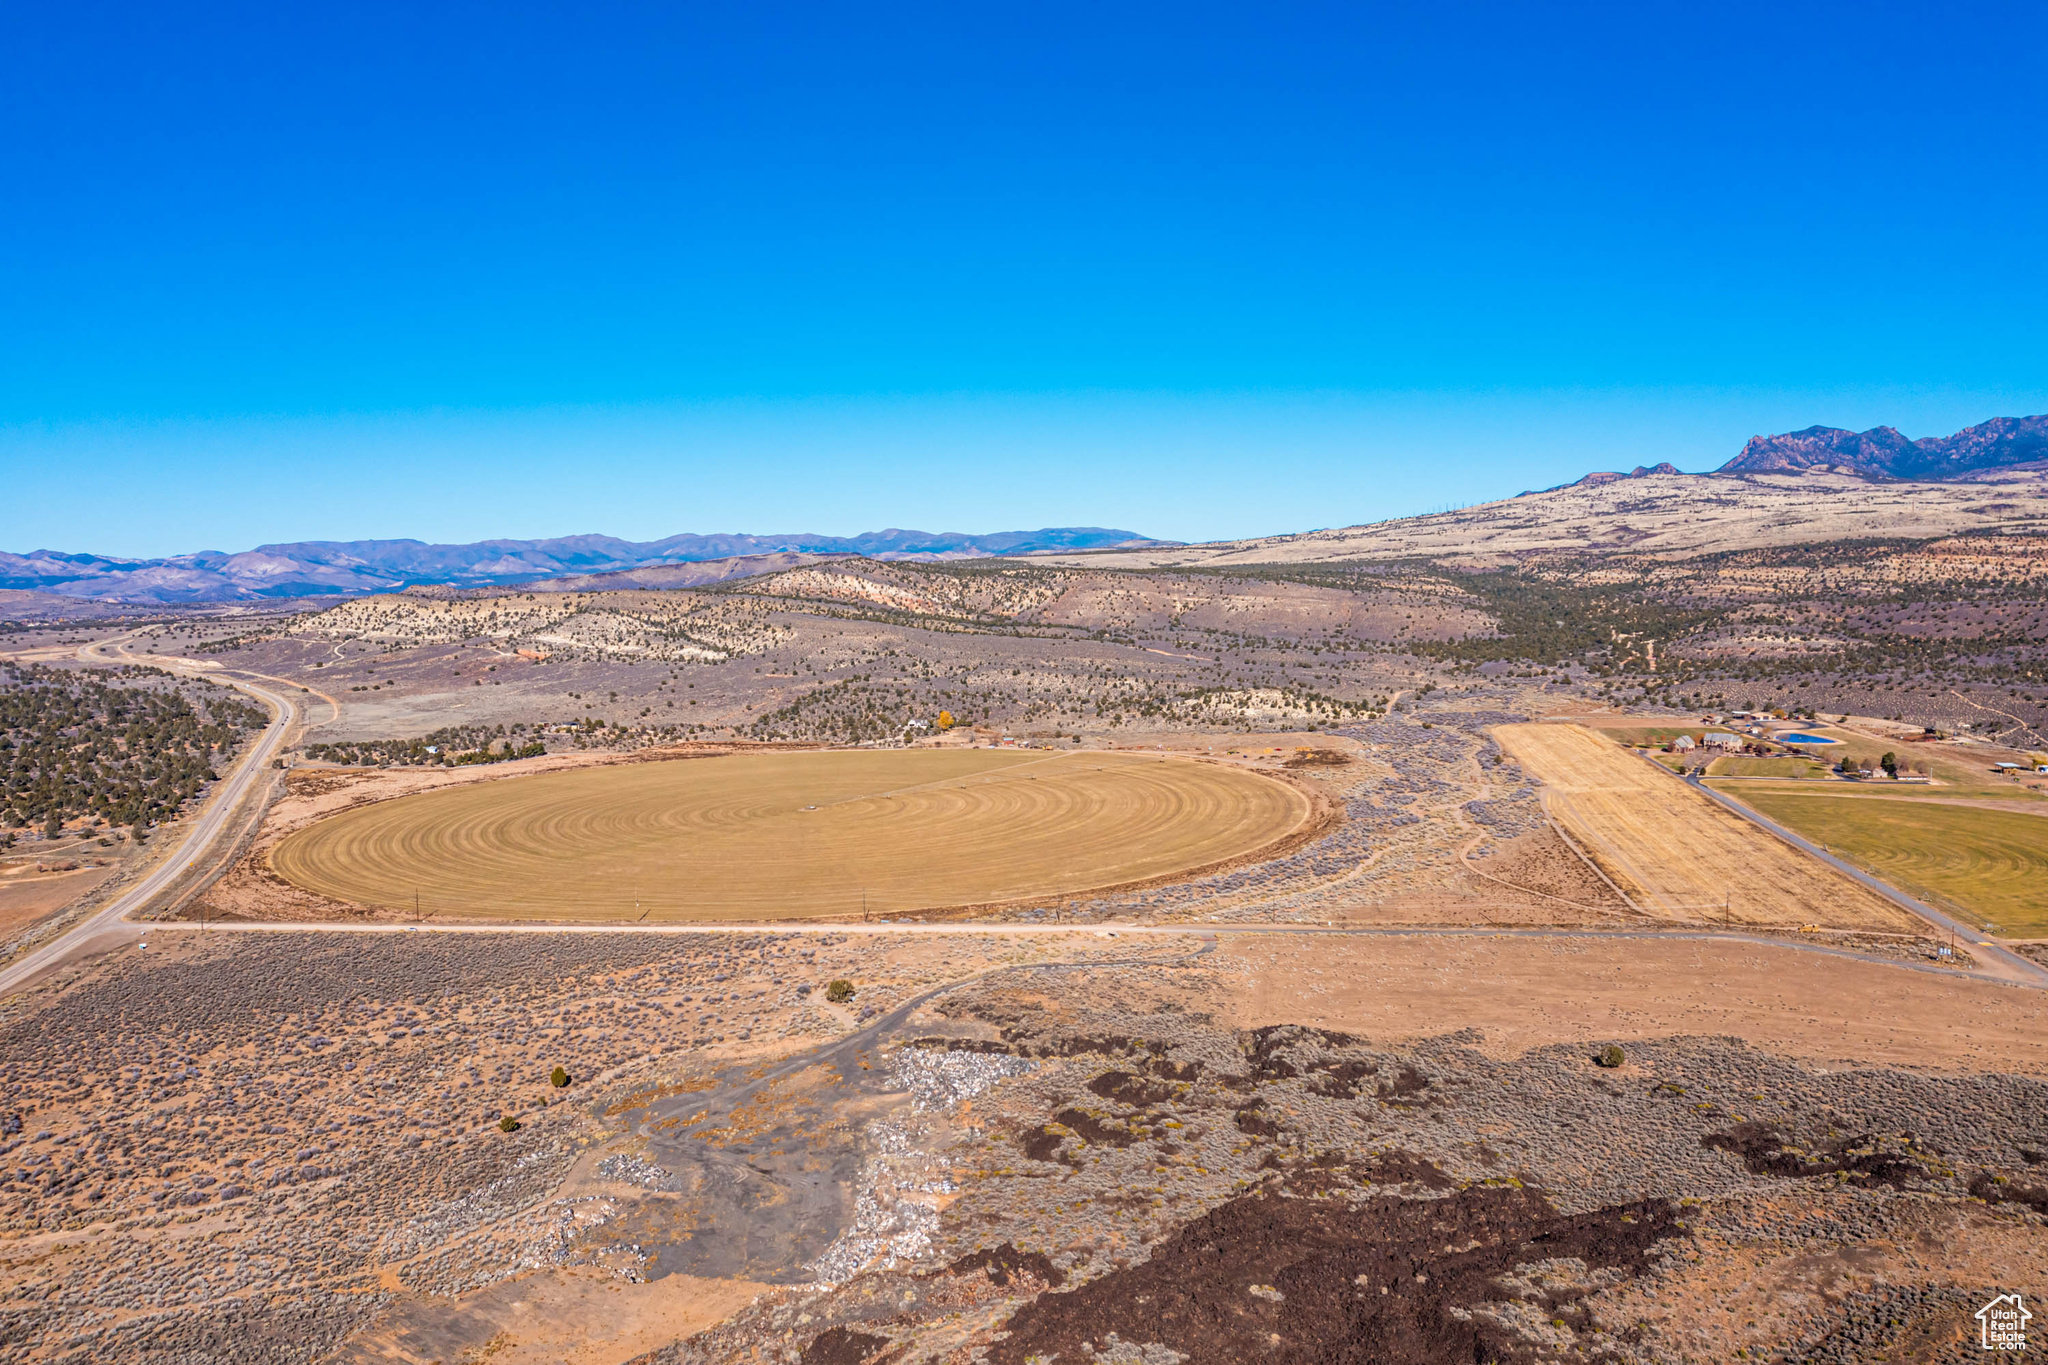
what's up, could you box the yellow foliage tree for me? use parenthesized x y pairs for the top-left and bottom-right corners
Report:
(936, 710), (956, 730)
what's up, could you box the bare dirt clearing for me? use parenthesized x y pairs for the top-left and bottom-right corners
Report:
(1215, 931), (2048, 1073)
(6, 915), (2046, 1363)
(269, 749), (1311, 920)
(1496, 723), (1924, 933)
(0, 863), (117, 938)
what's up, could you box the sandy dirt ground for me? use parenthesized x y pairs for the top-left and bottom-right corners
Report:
(624, 955), (2048, 1365)
(0, 864), (117, 938)
(344, 1267), (768, 1365)
(1335, 823), (1638, 927)
(1497, 722), (1925, 932)
(1214, 931), (2048, 1074)
(5, 915), (2046, 1364)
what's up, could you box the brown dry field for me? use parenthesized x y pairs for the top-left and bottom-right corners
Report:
(1495, 722), (1924, 933)
(0, 863), (116, 938)
(268, 748), (1311, 921)
(1214, 931), (2048, 1074)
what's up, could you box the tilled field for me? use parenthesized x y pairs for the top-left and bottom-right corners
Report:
(1496, 723), (1925, 932)
(266, 749), (1312, 921)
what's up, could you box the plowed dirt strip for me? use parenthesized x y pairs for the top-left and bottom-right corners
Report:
(1494, 724), (1921, 932)
(269, 749), (1309, 920)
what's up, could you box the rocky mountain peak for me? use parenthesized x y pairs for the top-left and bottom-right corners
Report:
(1722, 415), (2048, 480)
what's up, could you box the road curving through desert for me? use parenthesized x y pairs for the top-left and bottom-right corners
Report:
(0, 634), (302, 997)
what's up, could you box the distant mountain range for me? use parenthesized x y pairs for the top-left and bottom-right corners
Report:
(1721, 414), (2048, 479)
(1546, 415), (2048, 492)
(0, 528), (1168, 604)
(15, 416), (2043, 608)
(1560, 462), (1683, 489)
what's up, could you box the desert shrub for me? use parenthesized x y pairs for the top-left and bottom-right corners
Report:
(1595, 1044), (1625, 1068)
(498, 1116), (521, 1133)
(826, 979), (855, 1004)
(550, 1066), (570, 1088)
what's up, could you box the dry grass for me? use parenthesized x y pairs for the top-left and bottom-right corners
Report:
(1494, 723), (1923, 932)
(268, 749), (1309, 921)
(1212, 932), (2048, 1074)
(1040, 468), (2048, 567)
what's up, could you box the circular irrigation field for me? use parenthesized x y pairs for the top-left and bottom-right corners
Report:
(268, 749), (1312, 920)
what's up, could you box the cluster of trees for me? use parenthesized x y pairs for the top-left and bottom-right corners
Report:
(0, 663), (266, 836)
(746, 677), (979, 744)
(1167, 683), (1382, 726)
(1262, 543), (2048, 740)
(304, 724), (548, 768)
(1409, 568), (1723, 668)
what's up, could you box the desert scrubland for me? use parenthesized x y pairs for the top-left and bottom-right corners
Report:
(3, 468), (2047, 1362)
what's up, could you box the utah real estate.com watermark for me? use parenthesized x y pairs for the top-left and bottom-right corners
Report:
(1978, 1293), (2031, 1351)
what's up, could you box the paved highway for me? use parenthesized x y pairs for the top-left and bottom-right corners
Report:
(0, 636), (301, 997)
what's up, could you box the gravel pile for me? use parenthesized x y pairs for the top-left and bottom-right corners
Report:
(804, 1120), (953, 1286)
(1056, 710), (1540, 923)
(597, 1152), (680, 1191)
(889, 1044), (1036, 1113)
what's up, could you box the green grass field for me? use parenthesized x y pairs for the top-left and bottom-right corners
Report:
(1795, 734), (2047, 800)
(1705, 756), (1830, 780)
(1595, 726), (1716, 747)
(1730, 791), (2048, 936)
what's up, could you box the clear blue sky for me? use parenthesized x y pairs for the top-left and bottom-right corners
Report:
(4, 2), (2045, 556)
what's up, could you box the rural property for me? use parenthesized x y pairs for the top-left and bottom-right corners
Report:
(5, 460), (2048, 1364)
